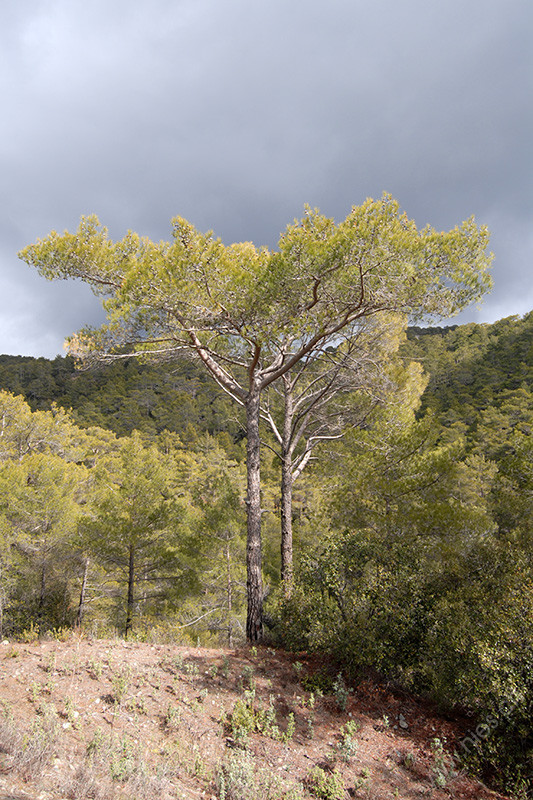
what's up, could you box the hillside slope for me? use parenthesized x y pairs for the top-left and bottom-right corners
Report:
(0, 638), (508, 800)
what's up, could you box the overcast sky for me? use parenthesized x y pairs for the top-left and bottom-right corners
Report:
(1, 0), (531, 357)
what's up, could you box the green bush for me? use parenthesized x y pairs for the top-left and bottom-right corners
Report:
(306, 766), (345, 800)
(275, 528), (533, 796)
(229, 697), (256, 745)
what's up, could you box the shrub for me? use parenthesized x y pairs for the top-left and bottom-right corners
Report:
(306, 766), (345, 800)
(215, 751), (304, 800)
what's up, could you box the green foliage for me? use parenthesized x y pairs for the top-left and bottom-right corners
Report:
(299, 667), (334, 696)
(184, 439), (247, 644)
(80, 430), (197, 636)
(111, 666), (132, 706)
(0, 389), (248, 643)
(229, 696), (256, 746)
(273, 318), (533, 796)
(335, 721), (359, 763)
(1, 285), (532, 799)
(306, 766), (345, 800)
(18, 197), (492, 644)
(430, 737), (455, 789)
(403, 312), (533, 434)
(0, 354), (244, 446)
(228, 691), (296, 747)
(0, 412), (90, 634)
(163, 704), (181, 731)
(0, 388), (84, 462)
(332, 674), (350, 712)
(109, 737), (139, 782)
(0, 706), (59, 781)
(215, 750), (304, 800)
(19, 198), (492, 362)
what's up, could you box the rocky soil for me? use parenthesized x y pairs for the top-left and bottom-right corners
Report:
(0, 636), (510, 800)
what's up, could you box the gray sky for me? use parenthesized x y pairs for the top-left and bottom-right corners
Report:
(1, 0), (531, 357)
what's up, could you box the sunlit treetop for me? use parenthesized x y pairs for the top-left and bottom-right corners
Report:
(19, 194), (492, 385)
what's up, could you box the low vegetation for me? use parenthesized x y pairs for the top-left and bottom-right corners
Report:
(0, 637), (508, 800)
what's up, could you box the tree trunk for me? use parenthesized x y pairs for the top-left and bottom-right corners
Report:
(125, 545), (135, 639)
(280, 451), (294, 597)
(76, 556), (89, 628)
(280, 374), (294, 597)
(37, 563), (46, 628)
(0, 564), (4, 639)
(225, 537), (233, 647)
(245, 388), (263, 641)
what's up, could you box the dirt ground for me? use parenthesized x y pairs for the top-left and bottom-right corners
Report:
(0, 636), (511, 799)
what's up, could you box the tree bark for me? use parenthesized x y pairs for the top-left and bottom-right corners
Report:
(280, 452), (294, 596)
(38, 563), (46, 627)
(280, 375), (294, 596)
(125, 544), (135, 639)
(245, 388), (263, 641)
(225, 537), (233, 647)
(76, 556), (89, 628)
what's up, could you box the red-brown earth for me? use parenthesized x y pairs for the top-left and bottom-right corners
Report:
(0, 636), (510, 799)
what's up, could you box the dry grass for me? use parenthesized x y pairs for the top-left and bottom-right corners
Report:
(0, 636), (511, 800)
(0, 710), (59, 781)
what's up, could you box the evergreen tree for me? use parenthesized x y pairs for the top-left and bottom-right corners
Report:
(20, 196), (492, 638)
(80, 431), (195, 637)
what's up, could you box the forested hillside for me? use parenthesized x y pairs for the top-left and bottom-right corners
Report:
(0, 353), (242, 444)
(404, 311), (533, 431)
(2, 311), (530, 445)
(0, 312), (531, 796)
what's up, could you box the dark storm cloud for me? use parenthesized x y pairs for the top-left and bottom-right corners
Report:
(1, 0), (531, 355)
